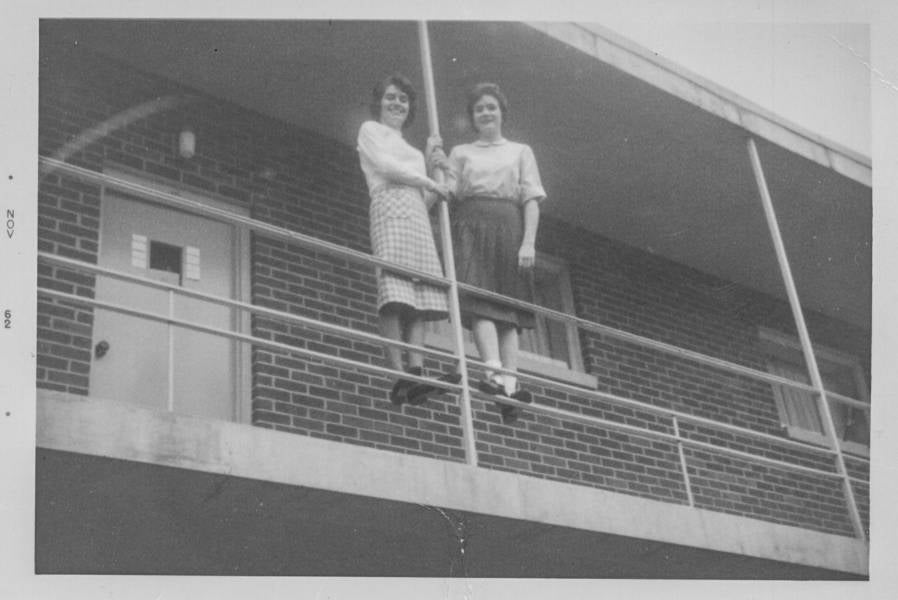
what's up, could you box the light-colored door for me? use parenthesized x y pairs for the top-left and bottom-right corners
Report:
(90, 187), (244, 421)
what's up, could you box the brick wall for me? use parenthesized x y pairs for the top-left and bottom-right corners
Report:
(249, 237), (466, 461)
(37, 47), (870, 537)
(38, 46), (468, 462)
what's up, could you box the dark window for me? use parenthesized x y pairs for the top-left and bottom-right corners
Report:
(149, 240), (182, 275)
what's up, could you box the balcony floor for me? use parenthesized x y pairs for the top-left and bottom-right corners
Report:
(36, 448), (862, 578)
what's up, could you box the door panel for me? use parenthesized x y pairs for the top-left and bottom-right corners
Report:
(90, 191), (239, 421)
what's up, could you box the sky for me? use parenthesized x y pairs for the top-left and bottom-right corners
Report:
(594, 20), (871, 156)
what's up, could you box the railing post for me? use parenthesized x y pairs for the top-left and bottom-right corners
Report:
(167, 289), (175, 412)
(747, 137), (866, 540)
(673, 417), (695, 507)
(418, 21), (478, 466)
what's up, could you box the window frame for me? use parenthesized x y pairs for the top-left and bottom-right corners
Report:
(428, 251), (596, 389)
(759, 327), (870, 457)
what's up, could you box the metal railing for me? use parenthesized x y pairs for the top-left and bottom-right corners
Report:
(38, 155), (870, 540)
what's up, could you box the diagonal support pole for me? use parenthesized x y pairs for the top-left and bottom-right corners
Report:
(747, 136), (866, 540)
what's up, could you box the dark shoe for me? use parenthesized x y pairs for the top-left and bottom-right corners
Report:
(500, 405), (520, 424)
(389, 377), (413, 406)
(439, 371), (463, 385)
(501, 388), (532, 425)
(390, 366), (422, 405)
(477, 377), (516, 422)
(404, 367), (431, 406)
(407, 369), (462, 405)
(478, 378), (505, 396)
(511, 388), (532, 404)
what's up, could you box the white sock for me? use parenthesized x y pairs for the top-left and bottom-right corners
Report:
(484, 360), (502, 384)
(504, 374), (517, 396)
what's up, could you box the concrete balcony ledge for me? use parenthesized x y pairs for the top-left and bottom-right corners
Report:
(36, 390), (868, 576)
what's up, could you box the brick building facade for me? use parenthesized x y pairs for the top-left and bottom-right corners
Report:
(35, 21), (871, 577)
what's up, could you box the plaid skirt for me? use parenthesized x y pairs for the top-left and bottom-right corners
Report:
(369, 184), (448, 319)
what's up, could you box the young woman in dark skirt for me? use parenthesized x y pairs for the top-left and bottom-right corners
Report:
(357, 74), (458, 405)
(432, 82), (545, 423)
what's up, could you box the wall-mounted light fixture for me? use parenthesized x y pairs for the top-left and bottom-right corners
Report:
(179, 128), (196, 159)
(258, 166), (277, 182)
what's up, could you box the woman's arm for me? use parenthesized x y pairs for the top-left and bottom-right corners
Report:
(424, 135), (451, 210)
(425, 135), (448, 176)
(357, 122), (436, 190)
(518, 198), (540, 269)
(422, 188), (438, 211)
(441, 146), (462, 199)
(518, 144), (544, 269)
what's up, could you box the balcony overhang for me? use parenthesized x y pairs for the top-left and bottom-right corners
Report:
(39, 19), (871, 330)
(36, 391), (868, 576)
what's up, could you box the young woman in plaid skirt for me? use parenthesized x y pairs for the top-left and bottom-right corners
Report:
(357, 74), (458, 405)
(430, 82), (546, 424)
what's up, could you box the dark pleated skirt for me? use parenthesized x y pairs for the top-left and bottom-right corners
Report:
(452, 197), (535, 330)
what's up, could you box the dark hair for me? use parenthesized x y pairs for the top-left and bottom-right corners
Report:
(369, 73), (417, 129)
(466, 82), (508, 130)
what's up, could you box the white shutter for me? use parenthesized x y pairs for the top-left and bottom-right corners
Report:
(769, 360), (824, 434)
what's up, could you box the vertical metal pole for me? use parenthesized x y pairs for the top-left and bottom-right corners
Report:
(673, 417), (695, 507)
(167, 289), (175, 412)
(747, 137), (865, 540)
(418, 21), (478, 466)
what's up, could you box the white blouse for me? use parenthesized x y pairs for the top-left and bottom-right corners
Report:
(445, 139), (546, 205)
(357, 120), (432, 194)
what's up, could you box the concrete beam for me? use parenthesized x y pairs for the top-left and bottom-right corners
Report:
(36, 391), (869, 575)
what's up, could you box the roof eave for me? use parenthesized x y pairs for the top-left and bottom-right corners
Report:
(526, 21), (871, 187)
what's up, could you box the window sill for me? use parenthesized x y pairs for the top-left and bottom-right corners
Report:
(518, 351), (598, 389)
(784, 426), (870, 459)
(427, 337), (597, 390)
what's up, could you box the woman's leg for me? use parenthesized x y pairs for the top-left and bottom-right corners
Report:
(472, 317), (502, 384)
(401, 310), (436, 404)
(379, 303), (404, 372)
(405, 311), (425, 370)
(497, 323), (519, 395)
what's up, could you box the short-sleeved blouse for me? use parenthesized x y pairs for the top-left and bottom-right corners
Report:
(357, 120), (432, 194)
(446, 139), (545, 205)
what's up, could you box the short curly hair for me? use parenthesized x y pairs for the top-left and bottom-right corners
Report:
(466, 82), (508, 130)
(369, 73), (417, 129)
